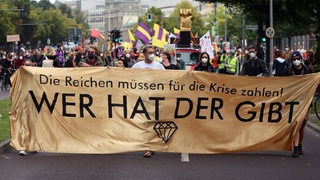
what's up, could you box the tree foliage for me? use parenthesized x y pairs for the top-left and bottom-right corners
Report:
(196, 0), (318, 38)
(196, 0), (320, 63)
(0, 0), (86, 48)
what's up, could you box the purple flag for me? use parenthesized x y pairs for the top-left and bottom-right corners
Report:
(134, 22), (152, 44)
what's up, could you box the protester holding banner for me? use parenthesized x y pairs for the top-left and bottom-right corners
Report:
(194, 52), (214, 72)
(132, 45), (164, 70)
(240, 46), (269, 76)
(284, 51), (311, 158)
(132, 45), (164, 157)
(79, 46), (103, 67)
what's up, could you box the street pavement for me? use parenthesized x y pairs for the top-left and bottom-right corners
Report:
(0, 127), (320, 180)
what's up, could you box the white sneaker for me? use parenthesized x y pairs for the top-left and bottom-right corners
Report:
(19, 150), (27, 156)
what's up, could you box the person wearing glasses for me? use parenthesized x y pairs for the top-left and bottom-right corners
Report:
(132, 45), (164, 70)
(240, 46), (269, 76)
(79, 46), (103, 67)
(284, 51), (311, 158)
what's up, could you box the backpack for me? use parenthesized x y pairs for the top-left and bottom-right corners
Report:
(272, 58), (288, 76)
(42, 56), (54, 67)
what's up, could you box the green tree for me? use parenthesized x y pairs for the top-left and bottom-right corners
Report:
(36, 0), (55, 11)
(0, 0), (88, 47)
(59, 3), (73, 19)
(0, 1), (18, 43)
(196, 0), (320, 63)
(146, 7), (165, 27)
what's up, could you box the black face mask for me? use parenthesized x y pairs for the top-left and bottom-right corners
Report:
(88, 52), (95, 59)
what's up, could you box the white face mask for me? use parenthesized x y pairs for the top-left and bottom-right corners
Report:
(293, 59), (301, 66)
(126, 54), (130, 58)
(158, 57), (163, 63)
(148, 53), (155, 61)
(249, 52), (256, 59)
(201, 58), (208, 63)
(19, 56), (23, 60)
(176, 57), (180, 61)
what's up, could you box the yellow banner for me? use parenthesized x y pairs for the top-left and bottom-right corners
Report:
(9, 67), (320, 154)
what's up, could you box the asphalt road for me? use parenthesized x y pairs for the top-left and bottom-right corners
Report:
(1, 127), (320, 180)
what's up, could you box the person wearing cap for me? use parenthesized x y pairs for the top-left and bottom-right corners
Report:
(240, 46), (269, 76)
(284, 51), (311, 158)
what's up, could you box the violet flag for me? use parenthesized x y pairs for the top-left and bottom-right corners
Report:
(134, 22), (152, 44)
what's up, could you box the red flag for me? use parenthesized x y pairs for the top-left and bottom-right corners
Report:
(91, 29), (100, 38)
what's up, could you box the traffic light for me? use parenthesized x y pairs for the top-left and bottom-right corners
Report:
(147, 14), (152, 22)
(113, 30), (122, 43)
(261, 30), (267, 42)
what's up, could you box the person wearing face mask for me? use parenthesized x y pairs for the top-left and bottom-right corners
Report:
(79, 46), (103, 67)
(123, 50), (136, 68)
(240, 46), (269, 76)
(194, 52), (214, 72)
(160, 52), (179, 70)
(283, 51), (311, 158)
(132, 45), (164, 158)
(131, 45), (165, 70)
(15, 53), (26, 69)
